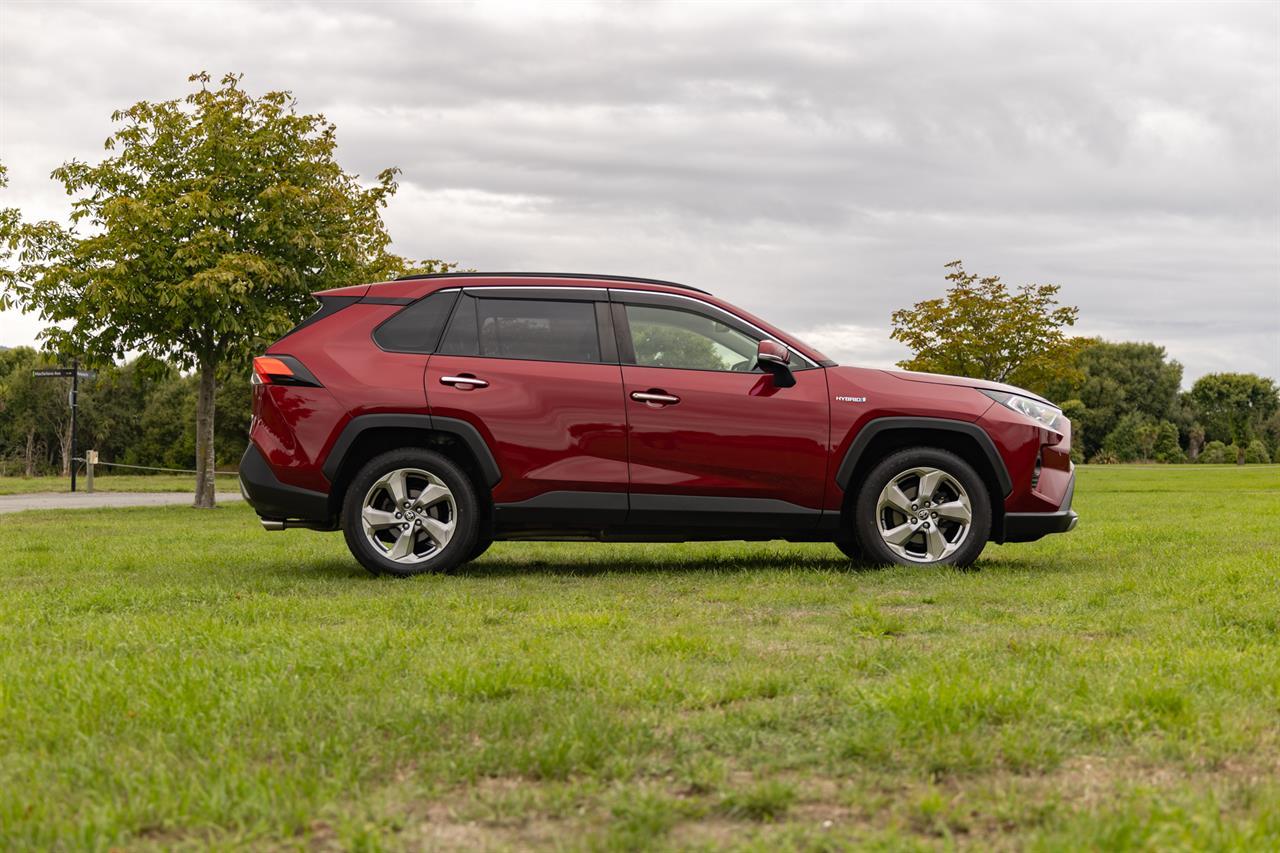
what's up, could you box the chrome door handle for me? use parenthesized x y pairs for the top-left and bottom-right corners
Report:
(440, 375), (488, 389)
(631, 391), (680, 405)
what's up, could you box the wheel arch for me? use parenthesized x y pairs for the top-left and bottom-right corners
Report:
(323, 414), (500, 522)
(835, 417), (1011, 533)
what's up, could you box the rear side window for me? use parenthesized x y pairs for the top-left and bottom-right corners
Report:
(372, 290), (460, 353)
(440, 295), (602, 363)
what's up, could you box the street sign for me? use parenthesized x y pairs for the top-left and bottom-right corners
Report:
(32, 368), (95, 379)
(31, 361), (94, 492)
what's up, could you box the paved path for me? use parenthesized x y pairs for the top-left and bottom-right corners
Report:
(0, 491), (243, 514)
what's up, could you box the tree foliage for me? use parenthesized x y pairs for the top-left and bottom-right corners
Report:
(1188, 373), (1280, 447)
(1243, 440), (1271, 465)
(1198, 440), (1231, 464)
(1153, 420), (1185, 464)
(890, 261), (1080, 392)
(632, 324), (730, 371)
(1055, 339), (1184, 458)
(1102, 412), (1159, 463)
(0, 348), (251, 477)
(0, 348), (74, 476)
(0, 162), (19, 293)
(4, 73), (433, 505)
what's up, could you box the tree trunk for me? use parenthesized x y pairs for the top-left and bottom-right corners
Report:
(24, 428), (36, 478)
(193, 361), (218, 509)
(59, 422), (72, 477)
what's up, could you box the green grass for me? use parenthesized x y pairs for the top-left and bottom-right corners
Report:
(0, 473), (240, 495)
(1, 465), (1278, 849)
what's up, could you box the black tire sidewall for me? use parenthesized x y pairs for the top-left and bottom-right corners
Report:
(833, 531), (864, 563)
(342, 449), (480, 577)
(466, 529), (494, 563)
(854, 448), (991, 567)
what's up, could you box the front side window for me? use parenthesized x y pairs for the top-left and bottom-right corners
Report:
(625, 304), (761, 372)
(439, 295), (602, 363)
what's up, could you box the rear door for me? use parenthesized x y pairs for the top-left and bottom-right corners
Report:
(611, 290), (830, 532)
(425, 287), (629, 529)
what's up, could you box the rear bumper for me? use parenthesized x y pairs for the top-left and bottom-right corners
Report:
(239, 443), (332, 524)
(1000, 470), (1078, 543)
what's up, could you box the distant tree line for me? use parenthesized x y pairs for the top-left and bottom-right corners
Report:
(1046, 345), (1277, 465)
(0, 346), (249, 477)
(892, 263), (1279, 465)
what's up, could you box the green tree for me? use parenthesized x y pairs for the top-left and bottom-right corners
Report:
(0, 162), (19, 291)
(1062, 340), (1184, 458)
(1243, 440), (1271, 465)
(1103, 412), (1158, 462)
(1059, 398), (1087, 464)
(0, 347), (72, 476)
(1198, 440), (1230, 464)
(1188, 373), (1280, 447)
(5, 73), (431, 506)
(890, 261), (1080, 393)
(1153, 420), (1184, 463)
(631, 324), (727, 371)
(1263, 411), (1280, 462)
(76, 359), (151, 467)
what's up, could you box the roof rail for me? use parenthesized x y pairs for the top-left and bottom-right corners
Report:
(391, 271), (709, 294)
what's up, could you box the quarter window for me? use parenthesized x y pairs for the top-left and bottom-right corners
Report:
(625, 304), (760, 372)
(372, 290), (460, 353)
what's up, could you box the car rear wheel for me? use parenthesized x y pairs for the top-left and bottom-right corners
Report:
(342, 449), (479, 577)
(854, 448), (991, 568)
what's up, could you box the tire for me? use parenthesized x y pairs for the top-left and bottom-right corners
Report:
(854, 447), (991, 568)
(467, 528), (494, 562)
(342, 448), (480, 577)
(833, 530), (864, 563)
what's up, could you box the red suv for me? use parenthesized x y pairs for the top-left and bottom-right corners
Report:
(240, 273), (1076, 576)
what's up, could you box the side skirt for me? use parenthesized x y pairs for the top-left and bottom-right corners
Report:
(493, 491), (837, 541)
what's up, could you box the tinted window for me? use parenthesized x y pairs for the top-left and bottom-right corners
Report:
(439, 293), (479, 355)
(479, 298), (601, 362)
(625, 304), (760, 372)
(372, 290), (460, 353)
(440, 295), (603, 363)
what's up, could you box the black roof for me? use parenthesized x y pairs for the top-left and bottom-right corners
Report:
(393, 271), (709, 295)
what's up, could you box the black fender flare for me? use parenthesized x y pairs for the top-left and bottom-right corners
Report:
(834, 416), (1012, 497)
(321, 413), (501, 487)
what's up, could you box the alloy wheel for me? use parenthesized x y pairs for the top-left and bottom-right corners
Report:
(875, 466), (973, 563)
(360, 468), (457, 564)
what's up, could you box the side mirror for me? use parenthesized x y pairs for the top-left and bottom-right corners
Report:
(757, 339), (791, 366)
(756, 340), (795, 387)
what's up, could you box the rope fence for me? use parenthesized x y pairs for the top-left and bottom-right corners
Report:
(72, 458), (239, 476)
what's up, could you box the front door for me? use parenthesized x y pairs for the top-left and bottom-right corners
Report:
(612, 293), (830, 532)
(426, 288), (629, 529)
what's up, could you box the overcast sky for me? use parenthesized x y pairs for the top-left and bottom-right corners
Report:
(1, 0), (1277, 383)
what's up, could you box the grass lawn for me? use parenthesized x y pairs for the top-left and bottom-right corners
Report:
(0, 473), (240, 496)
(1, 465), (1278, 849)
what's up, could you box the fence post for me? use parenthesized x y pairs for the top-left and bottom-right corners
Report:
(86, 450), (97, 493)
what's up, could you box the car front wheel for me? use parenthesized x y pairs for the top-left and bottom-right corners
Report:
(854, 448), (991, 567)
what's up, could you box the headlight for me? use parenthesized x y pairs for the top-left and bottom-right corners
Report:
(979, 389), (1063, 430)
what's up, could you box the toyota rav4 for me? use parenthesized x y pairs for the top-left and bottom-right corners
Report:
(240, 272), (1077, 576)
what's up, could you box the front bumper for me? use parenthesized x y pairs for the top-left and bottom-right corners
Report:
(999, 471), (1078, 543)
(238, 443), (332, 524)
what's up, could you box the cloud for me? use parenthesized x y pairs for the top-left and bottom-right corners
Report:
(1, 0), (1276, 383)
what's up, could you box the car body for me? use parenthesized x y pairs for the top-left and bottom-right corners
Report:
(240, 272), (1077, 575)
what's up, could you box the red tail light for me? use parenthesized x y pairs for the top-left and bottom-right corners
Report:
(252, 355), (321, 387)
